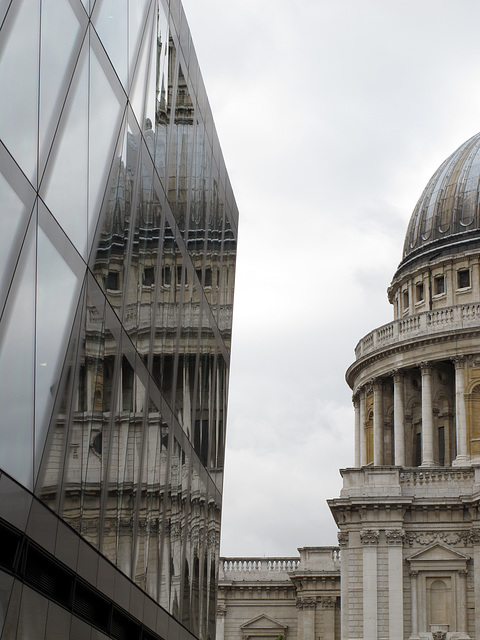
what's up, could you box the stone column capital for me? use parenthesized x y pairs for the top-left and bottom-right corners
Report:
(337, 531), (349, 547)
(420, 361), (433, 375)
(392, 369), (405, 383)
(409, 570), (419, 578)
(318, 596), (337, 609)
(217, 605), (227, 618)
(452, 355), (465, 369)
(296, 596), (316, 610)
(360, 529), (379, 545)
(385, 529), (405, 545)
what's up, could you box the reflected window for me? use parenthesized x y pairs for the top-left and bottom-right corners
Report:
(162, 266), (171, 286)
(458, 269), (470, 289)
(143, 266), (155, 286)
(204, 268), (212, 287)
(91, 432), (102, 455)
(105, 271), (119, 291)
(434, 275), (445, 295)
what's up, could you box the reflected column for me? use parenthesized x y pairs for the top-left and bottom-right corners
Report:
(420, 362), (434, 467)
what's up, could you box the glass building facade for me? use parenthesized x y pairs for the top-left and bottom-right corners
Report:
(0, 1), (238, 638)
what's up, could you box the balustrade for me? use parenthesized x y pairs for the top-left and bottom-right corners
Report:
(355, 303), (480, 359)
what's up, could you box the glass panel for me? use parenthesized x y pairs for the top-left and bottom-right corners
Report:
(88, 39), (126, 249)
(39, 0), (85, 177)
(129, 1), (154, 129)
(0, 0), (40, 183)
(92, 0), (128, 87)
(128, 0), (150, 84)
(0, 173), (34, 318)
(0, 218), (35, 489)
(41, 42), (88, 256)
(35, 226), (80, 475)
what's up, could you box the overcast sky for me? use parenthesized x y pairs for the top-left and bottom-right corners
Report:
(181, 0), (480, 557)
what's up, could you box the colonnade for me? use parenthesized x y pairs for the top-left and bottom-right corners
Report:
(353, 357), (468, 468)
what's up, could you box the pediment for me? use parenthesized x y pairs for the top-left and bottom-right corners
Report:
(407, 542), (469, 563)
(241, 615), (288, 631)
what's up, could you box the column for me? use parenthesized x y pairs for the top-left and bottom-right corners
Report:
(393, 371), (405, 466)
(386, 529), (404, 640)
(361, 529), (379, 640)
(296, 596), (316, 640)
(216, 604), (227, 640)
(319, 597), (336, 640)
(453, 356), (469, 466)
(420, 362), (434, 466)
(360, 390), (367, 466)
(338, 532), (349, 640)
(373, 380), (384, 466)
(457, 569), (468, 633)
(472, 530), (480, 638)
(354, 394), (361, 468)
(410, 571), (420, 639)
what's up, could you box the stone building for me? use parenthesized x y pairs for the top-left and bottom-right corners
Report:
(220, 132), (480, 640)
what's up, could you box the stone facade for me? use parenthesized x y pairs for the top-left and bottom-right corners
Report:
(217, 549), (340, 640)
(219, 132), (480, 640)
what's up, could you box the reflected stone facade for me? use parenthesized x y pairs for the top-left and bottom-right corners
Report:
(0, 2), (237, 640)
(220, 133), (480, 640)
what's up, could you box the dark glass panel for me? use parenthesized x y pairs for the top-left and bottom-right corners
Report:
(1, 580), (22, 639)
(26, 499), (58, 555)
(16, 584), (49, 639)
(0, 217), (35, 489)
(44, 600), (72, 639)
(0, 465), (33, 532)
(0, 0), (40, 183)
(0, 572), (14, 638)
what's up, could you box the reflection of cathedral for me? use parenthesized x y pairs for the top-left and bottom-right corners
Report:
(0, 2), (237, 640)
(219, 133), (480, 640)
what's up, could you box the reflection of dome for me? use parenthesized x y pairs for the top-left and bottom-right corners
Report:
(400, 132), (480, 272)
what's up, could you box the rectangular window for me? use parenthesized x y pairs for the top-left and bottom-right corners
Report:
(458, 269), (470, 289)
(416, 282), (424, 302)
(403, 290), (409, 310)
(434, 275), (445, 295)
(438, 426), (445, 466)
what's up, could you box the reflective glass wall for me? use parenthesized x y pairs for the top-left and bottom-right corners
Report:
(0, 1), (237, 638)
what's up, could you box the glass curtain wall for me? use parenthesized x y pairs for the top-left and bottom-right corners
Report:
(0, 1), (237, 638)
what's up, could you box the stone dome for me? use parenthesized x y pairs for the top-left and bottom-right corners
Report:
(400, 131), (480, 272)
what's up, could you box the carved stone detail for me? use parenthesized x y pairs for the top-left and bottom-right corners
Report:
(318, 596), (336, 609)
(337, 532), (349, 547)
(385, 529), (404, 545)
(217, 605), (227, 618)
(296, 596), (316, 610)
(360, 529), (379, 545)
